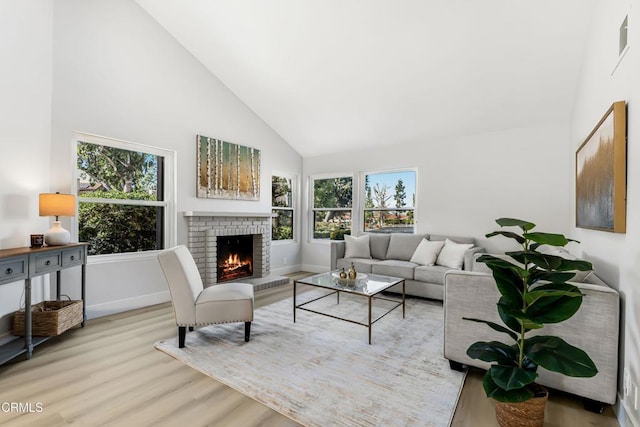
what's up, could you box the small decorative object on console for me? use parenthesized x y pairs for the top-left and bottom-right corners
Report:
(30, 234), (44, 248)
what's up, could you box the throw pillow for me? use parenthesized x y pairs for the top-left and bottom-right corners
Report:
(344, 234), (371, 259)
(410, 239), (445, 266)
(436, 239), (474, 269)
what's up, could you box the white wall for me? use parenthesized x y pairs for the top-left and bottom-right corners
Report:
(302, 122), (574, 271)
(0, 1), (53, 337)
(571, 1), (639, 425)
(44, 0), (300, 319)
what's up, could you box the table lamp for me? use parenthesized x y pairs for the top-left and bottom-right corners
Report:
(39, 192), (76, 246)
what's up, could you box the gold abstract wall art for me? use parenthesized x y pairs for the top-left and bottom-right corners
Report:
(575, 101), (626, 233)
(197, 135), (260, 200)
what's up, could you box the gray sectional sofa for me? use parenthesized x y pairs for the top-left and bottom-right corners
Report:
(330, 233), (484, 300)
(443, 260), (620, 407)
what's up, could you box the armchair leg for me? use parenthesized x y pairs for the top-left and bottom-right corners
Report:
(245, 322), (251, 342)
(189, 326), (194, 332)
(178, 326), (186, 348)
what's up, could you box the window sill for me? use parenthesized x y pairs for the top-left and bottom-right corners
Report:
(87, 250), (162, 265)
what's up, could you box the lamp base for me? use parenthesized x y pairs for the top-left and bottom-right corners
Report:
(45, 221), (70, 246)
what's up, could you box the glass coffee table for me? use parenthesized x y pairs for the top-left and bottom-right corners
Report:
(293, 271), (405, 344)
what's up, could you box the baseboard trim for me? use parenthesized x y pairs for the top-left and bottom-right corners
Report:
(270, 265), (303, 276)
(86, 291), (171, 320)
(301, 264), (326, 273)
(617, 392), (640, 427)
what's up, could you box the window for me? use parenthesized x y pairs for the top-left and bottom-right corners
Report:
(272, 175), (295, 241)
(363, 170), (416, 234)
(75, 134), (175, 256)
(311, 175), (353, 239)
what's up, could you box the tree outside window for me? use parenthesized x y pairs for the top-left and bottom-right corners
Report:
(312, 176), (352, 239)
(76, 141), (167, 255)
(363, 170), (415, 233)
(272, 175), (295, 241)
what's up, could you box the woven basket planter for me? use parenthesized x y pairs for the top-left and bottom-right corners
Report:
(494, 385), (548, 427)
(13, 299), (83, 337)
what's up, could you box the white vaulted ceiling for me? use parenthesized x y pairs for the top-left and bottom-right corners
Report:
(136, 0), (595, 157)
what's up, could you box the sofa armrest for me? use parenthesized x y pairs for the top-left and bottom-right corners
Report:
(463, 247), (485, 271)
(330, 241), (346, 270)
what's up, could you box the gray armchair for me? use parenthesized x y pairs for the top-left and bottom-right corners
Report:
(157, 245), (254, 348)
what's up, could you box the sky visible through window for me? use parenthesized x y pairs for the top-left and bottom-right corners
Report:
(367, 171), (416, 208)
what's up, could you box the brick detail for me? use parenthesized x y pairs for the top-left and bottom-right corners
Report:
(186, 215), (271, 287)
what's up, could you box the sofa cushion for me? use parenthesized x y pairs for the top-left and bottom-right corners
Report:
(371, 260), (417, 280)
(414, 265), (451, 285)
(337, 258), (378, 274)
(410, 239), (445, 266)
(436, 239), (474, 269)
(344, 234), (371, 259)
(385, 234), (427, 261)
(368, 233), (392, 260)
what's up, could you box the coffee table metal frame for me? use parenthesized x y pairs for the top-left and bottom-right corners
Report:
(293, 271), (405, 344)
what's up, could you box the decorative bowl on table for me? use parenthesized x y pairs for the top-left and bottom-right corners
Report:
(331, 271), (367, 286)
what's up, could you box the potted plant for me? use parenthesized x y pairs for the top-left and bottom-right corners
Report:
(466, 218), (598, 427)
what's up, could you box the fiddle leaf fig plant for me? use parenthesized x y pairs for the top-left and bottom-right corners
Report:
(466, 218), (598, 403)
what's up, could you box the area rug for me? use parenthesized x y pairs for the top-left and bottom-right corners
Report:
(155, 291), (466, 427)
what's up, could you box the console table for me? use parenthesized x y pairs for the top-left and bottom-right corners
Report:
(0, 243), (88, 365)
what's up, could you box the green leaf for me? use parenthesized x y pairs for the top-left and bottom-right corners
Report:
(463, 318), (519, 341)
(466, 341), (519, 365)
(498, 303), (544, 330)
(490, 365), (538, 391)
(523, 232), (575, 247)
(495, 218), (536, 231)
(525, 336), (598, 377)
(482, 371), (535, 403)
(527, 253), (592, 272)
(557, 258), (593, 272)
(479, 255), (526, 273)
(491, 267), (524, 306)
(504, 251), (527, 265)
(486, 231), (525, 244)
(497, 299), (533, 333)
(526, 252), (562, 270)
(529, 270), (576, 284)
(526, 284), (583, 324)
(525, 288), (583, 306)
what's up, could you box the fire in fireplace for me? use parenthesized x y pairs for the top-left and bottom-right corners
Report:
(217, 235), (253, 282)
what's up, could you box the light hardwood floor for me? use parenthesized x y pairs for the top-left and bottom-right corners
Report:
(0, 273), (619, 426)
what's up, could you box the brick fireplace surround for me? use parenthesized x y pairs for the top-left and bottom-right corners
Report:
(184, 211), (289, 291)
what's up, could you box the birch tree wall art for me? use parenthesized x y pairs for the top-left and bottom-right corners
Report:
(197, 135), (261, 200)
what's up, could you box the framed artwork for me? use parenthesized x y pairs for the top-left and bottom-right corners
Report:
(576, 101), (626, 233)
(197, 135), (260, 200)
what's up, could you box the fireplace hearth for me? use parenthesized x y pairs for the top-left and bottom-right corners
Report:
(217, 235), (253, 282)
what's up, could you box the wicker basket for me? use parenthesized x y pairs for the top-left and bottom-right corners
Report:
(494, 385), (548, 427)
(13, 298), (83, 337)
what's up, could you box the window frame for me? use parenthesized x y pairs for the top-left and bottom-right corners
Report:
(72, 132), (177, 261)
(271, 172), (297, 243)
(360, 168), (417, 234)
(309, 172), (354, 242)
